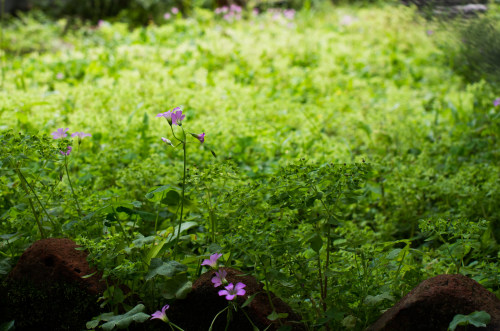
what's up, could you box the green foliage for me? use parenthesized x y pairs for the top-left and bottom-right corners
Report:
(0, 3), (500, 330)
(448, 311), (491, 331)
(444, 16), (500, 84)
(87, 304), (150, 330)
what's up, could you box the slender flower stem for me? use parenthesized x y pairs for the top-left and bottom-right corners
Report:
(16, 169), (45, 238)
(13, 161), (56, 234)
(169, 322), (185, 331)
(64, 156), (83, 218)
(173, 127), (187, 259)
(209, 306), (229, 331)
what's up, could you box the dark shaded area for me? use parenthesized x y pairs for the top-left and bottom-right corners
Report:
(167, 267), (306, 330)
(368, 274), (500, 331)
(1, 238), (105, 330)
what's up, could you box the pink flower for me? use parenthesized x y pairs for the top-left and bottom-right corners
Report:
(157, 110), (173, 125)
(201, 253), (222, 268)
(283, 9), (295, 20)
(151, 304), (169, 322)
(494, 98), (500, 107)
(60, 146), (72, 156)
(56, 72), (64, 80)
(171, 7), (179, 14)
(164, 13), (171, 20)
(211, 269), (228, 287)
(71, 132), (92, 139)
(51, 128), (69, 139)
(171, 108), (185, 126)
(218, 282), (246, 301)
(190, 132), (205, 143)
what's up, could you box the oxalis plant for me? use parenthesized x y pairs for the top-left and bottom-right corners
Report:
(155, 106), (215, 257)
(51, 128), (92, 219)
(150, 253), (257, 331)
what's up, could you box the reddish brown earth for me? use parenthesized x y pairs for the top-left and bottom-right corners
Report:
(368, 274), (500, 331)
(165, 267), (306, 330)
(7, 237), (105, 293)
(3, 238), (105, 330)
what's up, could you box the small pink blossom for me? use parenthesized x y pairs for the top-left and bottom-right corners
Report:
(164, 13), (171, 20)
(71, 132), (92, 139)
(211, 269), (228, 287)
(151, 304), (169, 322)
(52, 128), (69, 139)
(283, 9), (295, 20)
(201, 253), (222, 268)
(218, 282), (246, 301)
(171, 108), (185, 126)
(56, 72), (64, 80)
(190, 132), (205, 143)
(171, 7), (179, 14)
(60, 146), (72, 156)
(157, 110), (173, 125)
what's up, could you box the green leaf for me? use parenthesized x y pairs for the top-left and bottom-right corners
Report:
(267, 310), (288, 321)
(81, 271), (97, 279)
(0, 321), (15, 331)
(364, 292), (395, 306)
(146, 259), (187, 280)
(242, 292), (260, 308)
(308, 234), (323, 253)
(85, 318), (100, 329)
(448, 311), (491, 330)
(145, 185), (172, 199)
(160, 273), (193, 299)
(100, 304), (150, 331)
(116, 206), (156, 221)
(162, 190), (181, 206)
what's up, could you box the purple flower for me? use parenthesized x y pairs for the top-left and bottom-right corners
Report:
(171, 7), (179, 14)
(218, 282), (246, 301)
(171, 109), (185, 126)
(164, 13), (171, 20)
(157, 111), (173, 125)
(211, 269), (228, 287)
(283, 9), (295, 20)
(151, 304), (169, 322)
(60, 146), (72, 156)
(51, 128), (69, 139)
(71, 132), (92, 139)
(201, 253), (222, 268)
(494, 98), (500, 107)
(190, 132), (205, 143)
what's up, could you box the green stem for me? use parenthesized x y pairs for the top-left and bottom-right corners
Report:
(111, 205), (132, 246)
(168, 321), (185, 331)
(16, 169), (45, 238)
(258, 255), (283, 325)
(209, 306), (229, 331)
(14, 164), (56, 231)
(225, 304), (233, 331)
(173, 127), (187, 259)
(64, 156), (83, 218)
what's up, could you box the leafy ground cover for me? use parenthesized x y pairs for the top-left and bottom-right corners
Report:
(1, 2), (499, 330)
